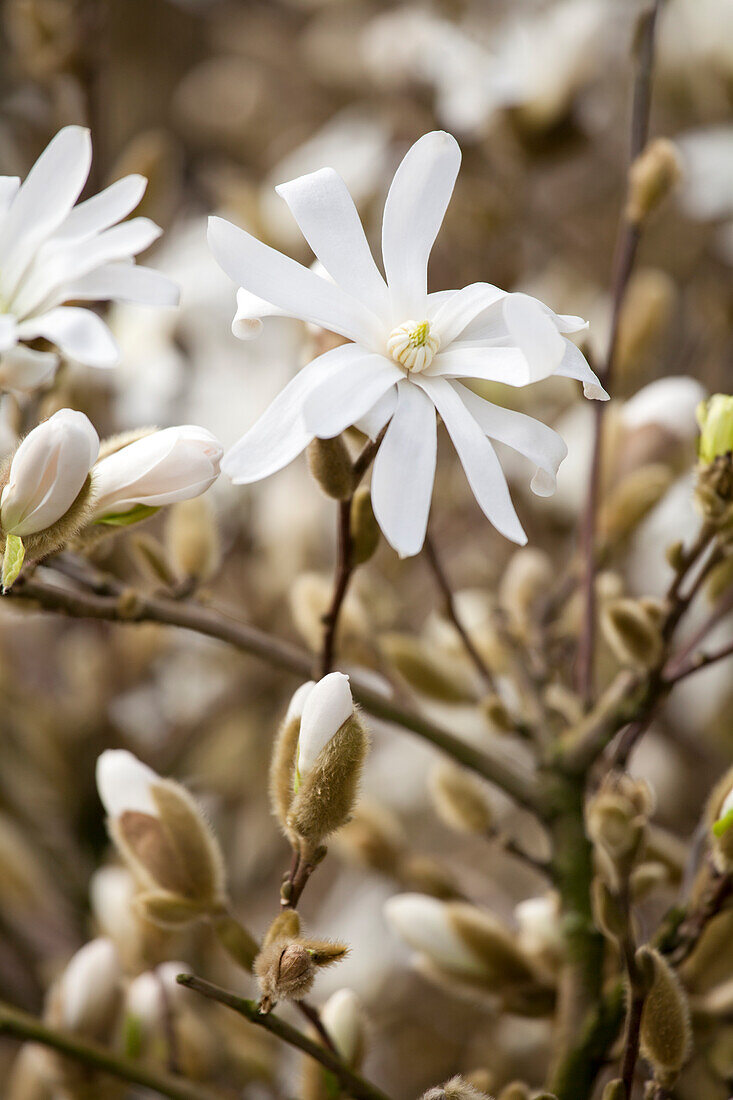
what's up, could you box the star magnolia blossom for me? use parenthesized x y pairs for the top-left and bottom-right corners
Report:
(209, 130), (607, 557)
(0, 126), (179, 389)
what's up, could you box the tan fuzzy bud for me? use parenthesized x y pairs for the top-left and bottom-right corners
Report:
(381, 633), (476, 703)
(599, 464), (674, 546)
(496, 1083), (530, 1100)
(421, 1075), (494, 1100)
(301, 938), (349, 967)
(290, 572), (367, 654)
(498, 547), (553, 633)
(587, 776), (653, 874)
(332, 802), (405, 876)
(97, 428), (156, 461)
(429, 762), (493, 835)
(307, 436), (354, 500)
(350, 486), (380, 564)
(449, 905), (537, 989)
(630, 861), (670, 901)
(706, 554), (733, 604)
(399, 855), (463, 901)
(600, 597), (664, 670)
(480, 692), (519, 733)
(665, 540), (685, 571)
(637, 946), (692, 1085)
(601, 1081), (625, 1100)
(167, 496), (220, 584)
(263, 910), (301, 948)
(255, 941), (316, 1013)
(616, 269), (675, 378)
(287, 713), (369, 846)
(626, 138), (681, 225)
(135, 891), (208, 928)
(269, 684), (313, 834)
(591, 877), (626, 941)
(130, 533), (178, 588)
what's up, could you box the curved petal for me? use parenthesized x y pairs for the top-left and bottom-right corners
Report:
(0, 316), (17, 352)
(0, 346), (58, 393)
(96, 749), (159, 817)
(65, 262), (179, 308)
(232, 287), (286, 339)
(303, 354), (402, 438)
(554, 339), (609, 400)
(221, 344), (364, 484)
(0, 177), (20, 214)
(427, 345), (530, 386)
(18, 307), (119, 368)
(381, 131), (461, 319)
(417, 376), (526, 544)
(371, 380), (436, 557)
(430, 282), (506, 346)
(502, 293), (566, 381)
(276, 168), (389, 317)
(454, 383), (567, 496)
(354, 385), (397, 439)
(208, 216), (383, 349)
(54, 175), (147, 241)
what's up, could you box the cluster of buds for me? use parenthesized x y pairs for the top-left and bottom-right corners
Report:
(695, 395), (733, 527)
(269, 672), (369, 855)
(0, 412), (222, 590)
(384, 893), (552, 1016)
(253, 910), (347, 1013)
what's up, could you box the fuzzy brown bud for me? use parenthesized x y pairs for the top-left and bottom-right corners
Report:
(421, 1075), (494, 1100)
(381, 633), (476, 703)
(167, 496), (220, 584)
(307, 436), (354, 500)
(429, 763), (493, 835)
(350, 487), (380, 564)
(600, 597), (664, 670)
(626, 139), (681, 225)
(637, 946), (692, 1086)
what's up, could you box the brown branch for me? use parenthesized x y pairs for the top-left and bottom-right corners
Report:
(6, 571), (541, 811)
(177, 974), (392, 1100)
(0, 1000), (223, 1100)
(320, 497), (354, 678)
(665, 638), (733, 685)
(574, 0), (664, 706)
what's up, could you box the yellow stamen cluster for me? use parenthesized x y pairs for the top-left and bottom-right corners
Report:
(387, 320), (440, 374)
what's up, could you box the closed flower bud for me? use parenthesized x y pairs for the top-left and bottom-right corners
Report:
(601, 1082), (625, 1100)
(587, 776), (654, 875)
(599, 465), (674, 546)
(626, 138), (681, 225)
(270, 681), (315, 833)
(697, 395), (733, 466)
(130, 533), (178, 588)
(616, 269), (675, 378)
(514, 893), (563, 967)
(600, 598), (664, 670)
(350, 487), (380, 564)
(637, 946), (692, 1086)
(307, 436), (354, 500)
(480, 692), (518, 733)
(0, 409), (98, 587)
(96, 750), (226, 925)
(91, 425), (222, 525)
(381, 633), (477, 703)
(707, 767), (733, 869)
(421, 1076), (493, 1100)
(287, 673), (369, 847)
(167, 496), (220, 584)
(254, 911), (347, 1013)
(48, 938), (121, 1042)
(321, 988), (364, 1067)
(399, 855), (463, 901)
(332, 801), (405, 876)
(498, 548), (553, 634)
(429, 762), (493, 835)
(496, 1083), (530, 1100)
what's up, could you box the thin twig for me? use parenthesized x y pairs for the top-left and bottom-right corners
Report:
(0, 1000), (222, 1100)
(423, 532), (496, 691)
(665, 638), (733, 686)
(320, 497), (354, 678)
(575, 0), (664, 705)
(6, 572), (541, 810)
(178, 974), (392, 1100)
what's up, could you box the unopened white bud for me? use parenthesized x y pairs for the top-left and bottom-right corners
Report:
(296, 672), (354, 784)
(320, 989), (364, 1068)
(56, 938), (121, 1038)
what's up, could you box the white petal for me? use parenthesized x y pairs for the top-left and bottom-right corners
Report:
(371, 380), (436, 557)
(0, 346), (58, 393)
(66, 262), (179, 308)
(298, 672), (354, 778)
(54, 175), (147, 241)
(0, 316), (17, 352)
(285, 681), (316, 725)
(430, 282), (506, 346)
(303, 354), (402, 438)
(232, 287), (286, 339)
(455, 383), (567, 496)
(276, 168), (389, 317)
(208, 216), (383, 348)
(321, 990), (363, 1066)
(95, 749), (160, 818)
(384, 894), (479, 975)
(221, 344), (361, 484)
(0, 127), (91, 296)
(621, 375), (705, 439)
(551, 312), (588, 334)
(554, 339), (609, 400)
(417, 376), (526, 544)
(502, 293), (566, 382)
(60, 939), (121, 1033)
(353, 385), (397, 440)
(0, 177), (20, 214)
(18, 307), (119, 368)
(427, 345), (530, 386)
(381, 131), (461, 318)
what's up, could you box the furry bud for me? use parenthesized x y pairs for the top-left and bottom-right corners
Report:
(498, 548), (553, 634)
(600, 598), (663, 670)
(601, 1082), (625, 1100)
(587, 775), (654, 876)
(254, 913), (348, 1013)
(167, 496), (220, 584)
(592, 877), (626, 941)
(697, 395), (733, 466)
(270, 682), (315, 833)
(496, 1084), (530, 1100)
(599, 465), (674, 546)
(421, 1076), (494, 1100)
(307, 436), (354, 500)
(381, 633), (477, 703)
(637, 946), (692, 1086)
(429, 763), (493, 835)
(96, 750), (226, 924)
(47, 938), (122, 1042)
(626, 138), (681, 225)
(616, 269), (675, 378)
(350, 487), (380, 564)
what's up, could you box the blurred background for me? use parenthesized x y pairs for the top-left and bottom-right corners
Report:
(0, 0), (731, 1096)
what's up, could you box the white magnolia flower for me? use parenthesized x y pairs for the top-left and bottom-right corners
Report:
(320, 989), (364, 1067)
(57, 938), (121, 1035)
(0, 126), (178, 388)
(1, 409), (99, 537)
(91, 425), (223, 521)
(209, 131), (606, 557)
(297, 671), (354, 780)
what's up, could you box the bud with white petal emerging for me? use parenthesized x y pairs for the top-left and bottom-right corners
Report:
(0, 409), (98, 588)
(286, 672), (369, 848)
(514, 893), (564, 970)
(269, 681), (315, 834)
(706, 766), (733, 870)
(429, 762), (493, 836)
(90, 425), (222, 527)
(96, 749), (227, 928)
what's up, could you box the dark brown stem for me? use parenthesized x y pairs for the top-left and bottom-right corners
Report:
(423, 532), (497, 691)
(296, 999), (339, 1056)
(320, 497), (354, 678)
(665, 638), (733, 685)
(574, 0), (664, 706)
(178, 974), (392, 1100)
(662, 866), (733, 967)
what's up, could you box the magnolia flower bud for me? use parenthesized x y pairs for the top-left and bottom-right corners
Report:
(350, 487), (380, 564)
(637, 946), (692, 1086)
(321, 989), (365, 1067)
(707, 766), (733, 869)
(381, 633), (477, 703)
(96, 749), (226, 925)
(513, 893), (563, 967)
(598, 464), (674, 547)
(287, 673), (369, 847)
(587, 776), (654, 878)
(49, 938), (122, 1041)
(697, 395), (733, 466)
(429, 763), (493, 835)
(498, 548), (553, 634)
(270, 681), (315, 833)
(600, 597), (663, 670)
(166, 496), (220, 585)
(421, 1076), (493, 1100)
(91, 425), (222, 525)
(307, 436), (354, 500)
(626, 138), (681, 225)
(0, 409), (98, 587)
(254, 911), (348, 1013)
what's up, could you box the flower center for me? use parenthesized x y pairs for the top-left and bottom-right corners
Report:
(387, 320), (439, 374)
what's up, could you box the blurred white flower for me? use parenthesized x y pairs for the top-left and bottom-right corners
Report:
(91, 426), (223, 521)
(676, 127), (733, 265)
(320, 988), (364, 1066)
(0, 127), (178, 388)
(514, 893), (563, 961)
(0, 409), (99, 536)
(210, 130), (605, 557)
(296, 671), (354, 781)
(56, 938), (121, 1036)
(383, 893), (482, 976)
(620, 375), (706, 440)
